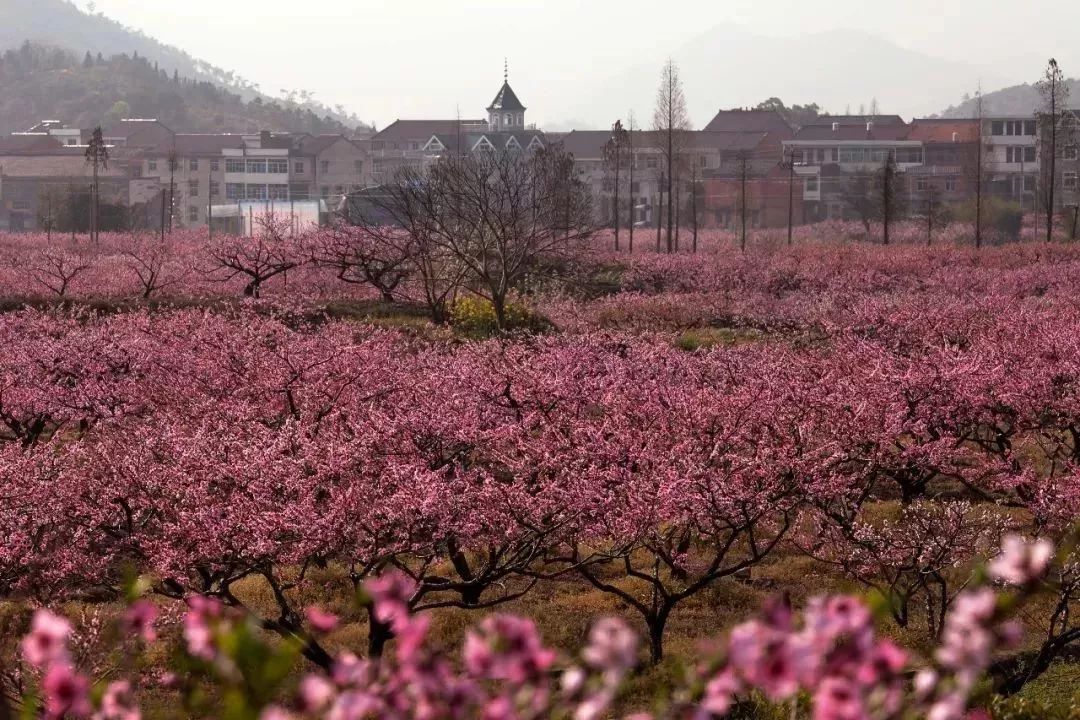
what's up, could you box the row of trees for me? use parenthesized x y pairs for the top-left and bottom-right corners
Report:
(597, 57), (1079, 250)
(2, 298), (1080, 685)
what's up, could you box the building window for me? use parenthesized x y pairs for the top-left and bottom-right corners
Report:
(148, 160), (158, 172)
(1066, 147), (1079, 161)
(945, 177), (957, 192)
(354, 160), (364, 176)
(188, 206), (199, 222)
(991, 121), (1004, 136)
(805, 176), (819, 193)
(320, 161), (330, 174)
(320, 186), (330, 198)
(699, 155), (708, 168)
(226, 159), (245, 173)
(226, 183), (244, 200)
(1025, 146), (1037, 163)
(895, 147), (923, 164)
(646, 156), (658, 169)
(1065, 172), (1079, 190)
(209, 181), (220, 197)
(247, 185), (267, 200)
(190, 159), (199, 171)
(210, 159), (220, 172)
(294, 161), (305, 174)
(267, 184), (288, 200)
(246, 159), (267, 174)
(916, 177), (927, 191)
(267, 159), (288, 174)
(1024, 120), (1037, 136)
(188, 180), (199, 196)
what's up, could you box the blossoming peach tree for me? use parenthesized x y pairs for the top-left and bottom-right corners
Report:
(6, 535), (1066, 720)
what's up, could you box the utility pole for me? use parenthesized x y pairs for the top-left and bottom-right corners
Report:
(207, 166), (213, 242)
(160, 188), (166, 241)
(926, 184), (936, 246)
(738, 152), (749, 252)
(691, 162), (699, 253)
(627, 111), (636, 254)
(882, 150), (894, 246)
(785, 148), (796, 246)
(656, 171), (664, 252)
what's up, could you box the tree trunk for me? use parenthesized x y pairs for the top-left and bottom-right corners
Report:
(656, 174), (664, 252)
(614, 152), (621, 252)
(674, 176), (681, 252)
(367, 609), (394, 659)
(647, 605), (672, 665)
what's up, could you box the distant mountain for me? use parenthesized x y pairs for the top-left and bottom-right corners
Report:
(939, 79), (1080, 118)
(564, 23), (1007, 128)
(0, 0), (367, 131)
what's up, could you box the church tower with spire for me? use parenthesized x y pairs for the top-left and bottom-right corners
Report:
(487, 59), (527, 132)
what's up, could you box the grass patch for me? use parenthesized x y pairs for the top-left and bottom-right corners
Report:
(675, 327), (763, 351)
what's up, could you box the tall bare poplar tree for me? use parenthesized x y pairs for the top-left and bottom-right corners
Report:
(652, 58), (691, 253)
(627, 111), (636, 254)
(1037, 59), (1073, 242)
(84, 127), (109, 243)
(969, 87), (990, 249)
(603, 120), (629, 251)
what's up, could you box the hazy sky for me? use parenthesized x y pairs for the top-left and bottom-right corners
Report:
(86, 0), (1080, 128)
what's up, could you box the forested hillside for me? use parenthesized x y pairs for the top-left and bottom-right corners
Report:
(940, 78), (1080, 117)
(0, 42), (359, 135)
(0, 0), (366, 133)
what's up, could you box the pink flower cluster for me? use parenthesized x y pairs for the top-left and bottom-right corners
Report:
(22, 537), (1056, 720)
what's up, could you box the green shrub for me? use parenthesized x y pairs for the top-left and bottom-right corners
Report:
(450, 296), (549, 336)
(951, 197), (1025, 239)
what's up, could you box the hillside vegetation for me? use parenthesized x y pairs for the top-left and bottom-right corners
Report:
(0, 0), (367, 133)
(940, 78), (1080, 117)
(0, 42), (360, 135)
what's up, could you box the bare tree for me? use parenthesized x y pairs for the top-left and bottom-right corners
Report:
(309, 222), (413, 303)
(24, 249), (93, 298)
(968, 87), (990, 249)
(1037, 59), (1074, 242)
(690, 161), (699, 253)
(167, 147), (179, 234)
(119, 235), (189, 299)
(882, 150), (898, 245)
(924, 183), (947, 246)
(652, 59), (691, 253)
(603, 120), (629, 251)
(84, 127), (109, 244)
(736, 150), (750, 251)
(204, 211), (303, 298)
(354, 146), (594, 329)
(627, 111), (636, 254)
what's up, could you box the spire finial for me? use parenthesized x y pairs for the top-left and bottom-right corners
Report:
(504, 57), (508, 83)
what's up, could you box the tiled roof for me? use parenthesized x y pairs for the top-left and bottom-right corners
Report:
(817, 114), (907, 126)
(0, 155), (127, 178)
(147, 134), (246, 155)
(907, 119), (980, 143)
(793, 123), (911, 141)
(704, 109), (793, 138)
(100, 119), (174, 148)
(0, 134), (64, 153)
(373, 120), (487, 143)
(487, 82), (526, 112)
(300, 134), (360, 155)
(557, 130), (769, 160)
(429, 130), (546, 154)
